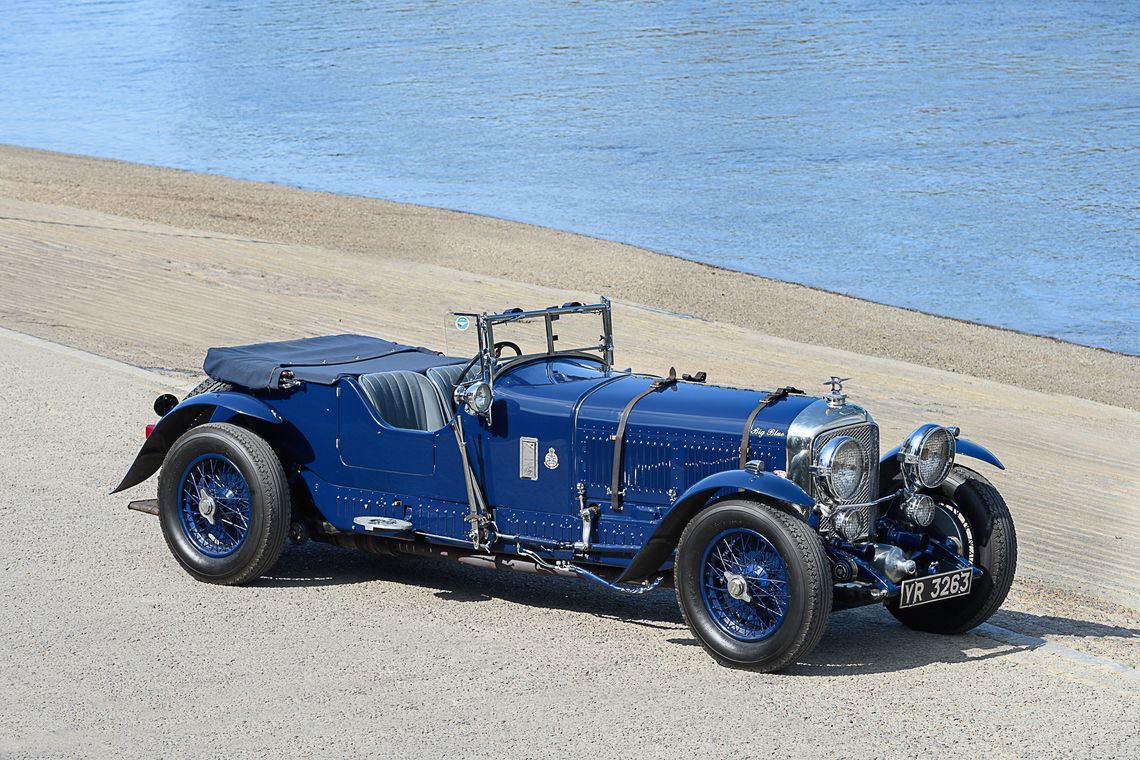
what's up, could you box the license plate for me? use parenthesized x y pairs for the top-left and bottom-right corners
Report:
(898, 569), (973, 608)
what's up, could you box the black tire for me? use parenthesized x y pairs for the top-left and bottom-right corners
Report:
(157, 423), (290, 585)
(185, 377), (234, 399)
(675, 500), (831, 672)
(889, 466), (1017, 633)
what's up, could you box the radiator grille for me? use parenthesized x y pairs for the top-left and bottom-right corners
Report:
(813, 423), (879, 537)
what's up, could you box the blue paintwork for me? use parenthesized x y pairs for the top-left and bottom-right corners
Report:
(177, 453), (252, 557)
(574, 373), (815, 512)
(339, 378), (437, 477)
(119, 353), (822, 573)
(700, 528), (791, 641)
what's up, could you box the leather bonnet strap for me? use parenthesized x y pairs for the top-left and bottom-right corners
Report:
(611, 368), (678, 511)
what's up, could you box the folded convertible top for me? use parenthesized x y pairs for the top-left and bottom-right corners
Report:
(203, 334), (460, 389)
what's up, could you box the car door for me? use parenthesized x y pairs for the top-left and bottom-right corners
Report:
(337, 378), (436, 477)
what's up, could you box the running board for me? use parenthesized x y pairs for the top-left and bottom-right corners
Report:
(127, 499), (159, 516)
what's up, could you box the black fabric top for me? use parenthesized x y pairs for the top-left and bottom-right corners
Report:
(203, 334), (462, 389)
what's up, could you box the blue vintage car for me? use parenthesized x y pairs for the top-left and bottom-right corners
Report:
(116, 299), (1016, 671)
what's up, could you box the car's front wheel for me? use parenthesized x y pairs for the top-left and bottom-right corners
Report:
(889, 465), (1016, 633)
(157, 423), (290, 585)
(674, 500), (831, 672)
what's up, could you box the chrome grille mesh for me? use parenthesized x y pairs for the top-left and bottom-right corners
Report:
(813, 423), (879, 537)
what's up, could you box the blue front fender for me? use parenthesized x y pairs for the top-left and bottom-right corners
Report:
(674, 469), (815, 510)
(111, 392), (282, 494)
(954, 437), (1005, 470)
(615, 469), (814, 584)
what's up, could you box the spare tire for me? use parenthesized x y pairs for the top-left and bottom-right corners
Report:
(185, 377), (234, 399)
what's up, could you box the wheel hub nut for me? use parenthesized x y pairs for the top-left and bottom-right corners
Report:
(724, 572), (752, 602)
(198, 491), (217, 524)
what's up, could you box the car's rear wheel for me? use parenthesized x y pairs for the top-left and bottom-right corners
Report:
(158, 423), (290, 585)
(889, 466), (1017, 633)
(675, 500), (831, 672)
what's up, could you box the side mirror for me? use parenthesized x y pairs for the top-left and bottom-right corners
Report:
(454, 381), (493, 417)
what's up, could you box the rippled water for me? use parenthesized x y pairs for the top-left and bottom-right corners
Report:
(1, 1), (1136, 353)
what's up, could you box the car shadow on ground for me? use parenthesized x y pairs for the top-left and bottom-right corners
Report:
(261, 540), (683, 628)
(782, 609), (1030, 676)
(990, 608), (1139, 642)
(261, 541), (1137, 675)
(788, 607), (1138, 676)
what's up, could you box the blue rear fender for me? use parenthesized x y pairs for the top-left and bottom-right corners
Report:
(615, 469), (814, 583)
(111, 391), (283, 494)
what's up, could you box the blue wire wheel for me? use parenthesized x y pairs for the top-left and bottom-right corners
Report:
(177, 453), (253, 558)
(699, 527), (791, 642)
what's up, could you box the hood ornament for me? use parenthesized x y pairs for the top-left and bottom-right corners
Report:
(823, 376), (850, 408)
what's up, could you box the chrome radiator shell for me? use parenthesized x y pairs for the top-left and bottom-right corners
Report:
(786, 399), (881, 538)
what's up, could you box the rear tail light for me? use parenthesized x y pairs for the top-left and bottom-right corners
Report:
(145, 423), (156, 439)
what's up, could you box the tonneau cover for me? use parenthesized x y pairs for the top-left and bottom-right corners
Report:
(203, 334), (460, 389)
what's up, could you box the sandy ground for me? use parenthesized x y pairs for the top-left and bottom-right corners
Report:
(0, 147), (1138, 757)
(0, 331), (1136, 759)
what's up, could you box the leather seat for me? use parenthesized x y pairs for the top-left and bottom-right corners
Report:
(358, 370), (448, 432)
(425, 363), (475, 409)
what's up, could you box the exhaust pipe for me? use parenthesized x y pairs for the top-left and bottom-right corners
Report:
(316, 533), (579, 579)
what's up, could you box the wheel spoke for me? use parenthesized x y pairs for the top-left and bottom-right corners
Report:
(712, 545), (731, 573)
(751, 592), (785, 618)
(723, 536), (745, 569)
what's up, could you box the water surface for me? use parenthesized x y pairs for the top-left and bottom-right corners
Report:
(1, 1), (1136, 353)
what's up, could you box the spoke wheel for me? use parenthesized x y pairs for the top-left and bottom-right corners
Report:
(700, 528), (791, 641)
(675, 500), (830, 672)
(178, 454), (253, 557)
(158, 423), (290, 585)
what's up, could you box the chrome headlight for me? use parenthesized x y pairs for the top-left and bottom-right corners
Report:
(811, 435), (866, 502)
(832, 507), (865, 541)
(901, 493), (936, 527)
(899, 424), (955, 489)
(454, 381), (493, 416)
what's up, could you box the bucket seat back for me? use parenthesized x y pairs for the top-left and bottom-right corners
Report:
(358, 370), (448, 432)
(425, 363), (475, 410)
